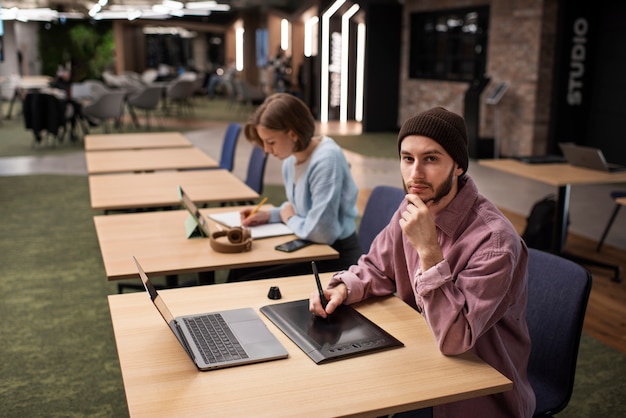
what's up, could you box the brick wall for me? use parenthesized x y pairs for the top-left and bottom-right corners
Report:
(399, 0), (558, 157)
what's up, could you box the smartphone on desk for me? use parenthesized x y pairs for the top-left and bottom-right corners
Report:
(275, 239), (313, 253)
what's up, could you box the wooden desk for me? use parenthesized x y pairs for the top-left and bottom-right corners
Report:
(94, 207), (338, 281)
(479, 159), (626, 280)
(108, 275), (512, 417)
(85, 147), (218, 174)
(84, 131), (193, 151)
(88, 170), (258, 211)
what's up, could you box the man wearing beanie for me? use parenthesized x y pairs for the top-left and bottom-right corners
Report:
(311, 107), (535, 418)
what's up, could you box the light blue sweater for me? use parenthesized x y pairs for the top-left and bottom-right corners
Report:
(269, 136), (359, 244)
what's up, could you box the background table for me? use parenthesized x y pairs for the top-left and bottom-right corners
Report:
(88, 170), (258, 211)
(84, 131), (193, 151)
(108, 274), (512, 417)
(5, 76), (53, 119)
(85, 147), (218, 174)
(479, 159), (626, 281)
(93, 207), (338, 280)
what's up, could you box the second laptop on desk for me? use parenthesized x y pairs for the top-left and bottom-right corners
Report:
(559, 143), (626, 172)
(178, 185), (292, 239)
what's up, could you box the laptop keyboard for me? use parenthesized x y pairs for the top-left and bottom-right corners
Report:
(184, 314), (249, 364)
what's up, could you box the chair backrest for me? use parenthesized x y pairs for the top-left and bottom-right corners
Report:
(167, 79), (195, 100)
(233, 78), (265, 105)
(526, 248), (592, 417)
(358, 185), (405, 253)
(83, 91), (127, 120)
(127, 86), (162, 109)
(219, 123), (241, 171)
(83, 79), (111, 101)
(244, 145), (268, 195)
(70, 82), (92, 101)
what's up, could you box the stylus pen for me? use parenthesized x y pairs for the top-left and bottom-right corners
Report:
(245, 196), (268, 221)
(311, 261), (328, 309)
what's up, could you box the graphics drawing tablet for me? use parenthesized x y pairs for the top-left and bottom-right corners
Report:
(260, 299), (403, 364)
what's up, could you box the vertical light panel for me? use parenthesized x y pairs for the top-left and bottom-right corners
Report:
(236, 25), (245, 71)
(304, 16), (319, 57)
(340, 4), (359, 122)
(355, 22), (366, 122)
(281, 18), (290, 51)
(321, 0), (347, 123)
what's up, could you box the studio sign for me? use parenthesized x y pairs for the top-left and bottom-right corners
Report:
(568, 17), (588, 106)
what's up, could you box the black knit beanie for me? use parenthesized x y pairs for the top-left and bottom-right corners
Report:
(397, 107), (469, 174)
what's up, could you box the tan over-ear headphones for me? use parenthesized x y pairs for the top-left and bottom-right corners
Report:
(209, 226), (252, 253)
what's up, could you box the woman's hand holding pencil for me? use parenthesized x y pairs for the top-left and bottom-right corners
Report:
(240, 197), (269, 226)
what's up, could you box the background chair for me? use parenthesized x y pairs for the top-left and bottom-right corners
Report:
(82, 90), (127, 133)
(232, 78), (266, 113)
(78, 79), (111, 102)
(596, 190), (626, 251)
(358, 185), (405, 253)
(526, 248), (592, 417)
(165, 79), (196, 115)
(218, 123), (241, 171)
(244, 145), (268, 195)
(219, 144), (267, 207)
(126, 86), (163, 129)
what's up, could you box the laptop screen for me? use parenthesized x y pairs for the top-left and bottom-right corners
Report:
(134, 256), (176, 325)
(177, 185), (211, 236)
(558, 143), (614, 171)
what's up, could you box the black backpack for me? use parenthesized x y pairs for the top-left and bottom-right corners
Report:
(522, 195), (558, 251)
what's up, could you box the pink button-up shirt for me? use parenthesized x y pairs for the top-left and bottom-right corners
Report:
(330, 176), (536, 418)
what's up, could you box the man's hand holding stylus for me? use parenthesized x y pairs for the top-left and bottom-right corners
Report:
(309, 283), (348, 318)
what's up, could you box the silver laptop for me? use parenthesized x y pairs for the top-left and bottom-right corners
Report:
(559, 143), (626, 172)
(178, 185), (211, 237)
(133, 257), (288, 370)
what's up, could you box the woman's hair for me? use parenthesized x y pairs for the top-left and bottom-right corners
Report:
(243, 93), (315, 152)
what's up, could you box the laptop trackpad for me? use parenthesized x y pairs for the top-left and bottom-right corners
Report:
(231, 320), (275, 344)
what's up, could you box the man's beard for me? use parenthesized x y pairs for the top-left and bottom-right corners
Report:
(407, 165), (455, 206)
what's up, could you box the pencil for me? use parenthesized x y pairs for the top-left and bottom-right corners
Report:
(245, 197), (268, 220)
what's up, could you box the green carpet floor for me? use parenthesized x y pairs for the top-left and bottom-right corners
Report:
(1, 175), (625, 417)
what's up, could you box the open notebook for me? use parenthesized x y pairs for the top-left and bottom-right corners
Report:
(209, 211), (293, 239)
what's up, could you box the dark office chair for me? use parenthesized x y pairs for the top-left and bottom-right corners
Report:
(218, 123), (242, 171)
(596, 190), (626, 252)
(126, 85), (163, 129)
(526, 248), (592, 417)
(358, 185), (405, 253)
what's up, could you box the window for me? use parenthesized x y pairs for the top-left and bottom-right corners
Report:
(409, 6), (489, 81)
